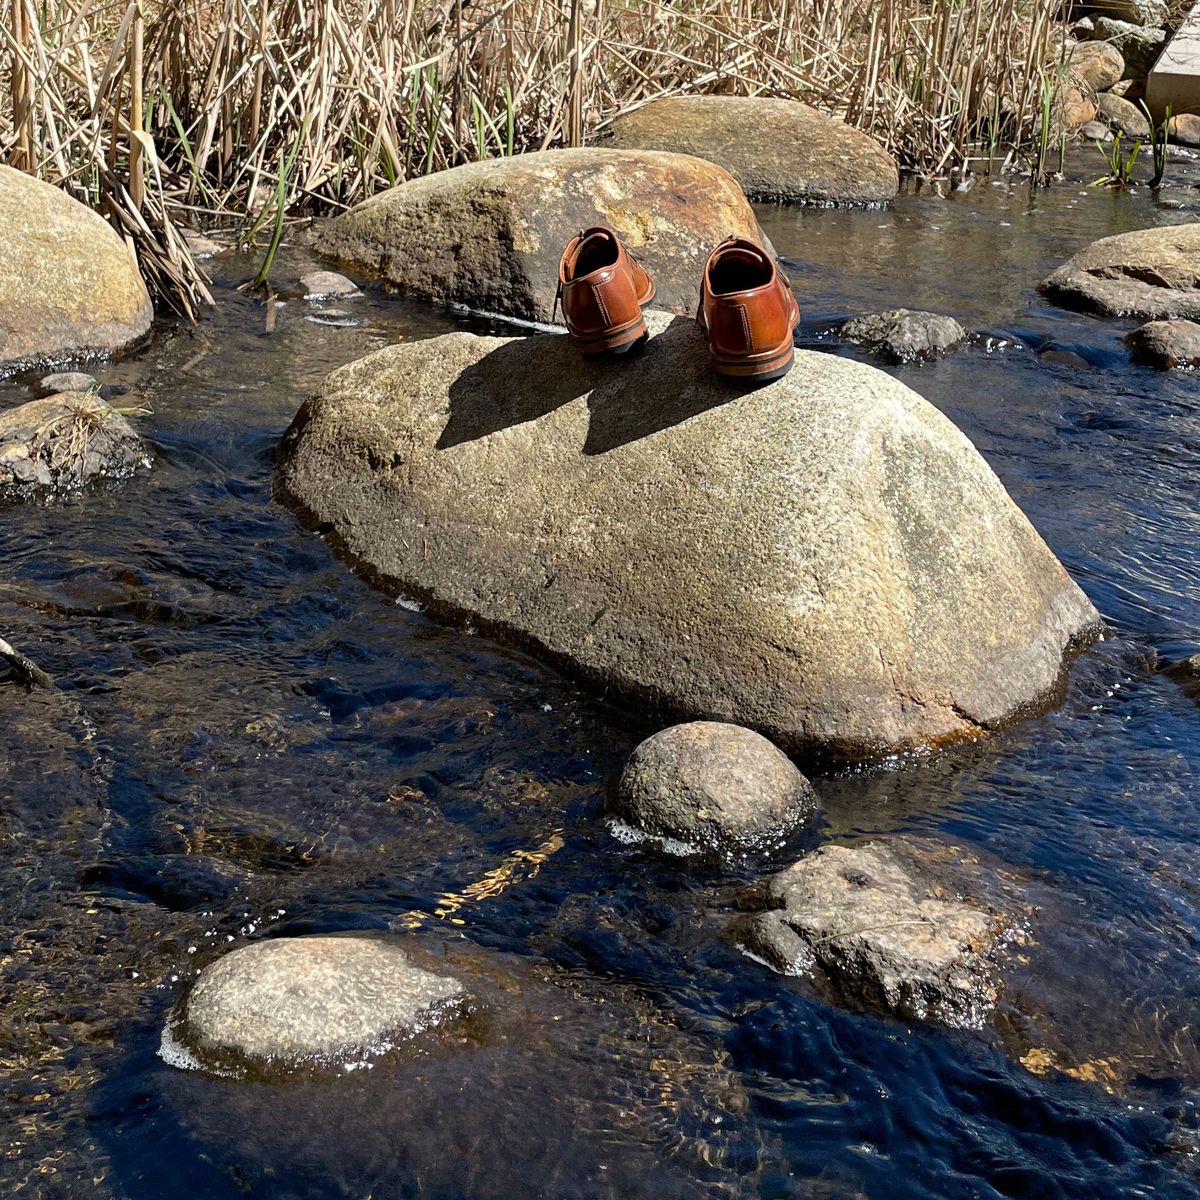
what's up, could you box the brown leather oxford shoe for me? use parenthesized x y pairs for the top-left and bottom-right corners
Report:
(557, 226), (656, 356)
(699, 236), (800, 382)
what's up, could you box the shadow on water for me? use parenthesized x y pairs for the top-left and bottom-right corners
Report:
(5, 151), (1200, 1198)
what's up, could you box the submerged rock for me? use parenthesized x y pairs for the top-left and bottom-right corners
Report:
(1070, 41), (1125, 93)
(315, 149), (763, 324)
(0, 393), (149, 496)
(610, 722), (816, 854)
(301, 269), (359, 299)
(37, 371), (99, 397)
(1040, 224), (1200, 319)
(181, 229), (224, 258)
(176, 935), (467, 1074)
(602, 96), (898, 207)
(276, 311), (1099, 760)
(840, 308), (967, 363)
(733, 840), (1014, 1027)
(1125, 318), (1200, 367)
(1096, 92), (1150, 137)
(0, 166), (153, 370)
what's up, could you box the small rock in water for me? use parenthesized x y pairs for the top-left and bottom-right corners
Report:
(733, 840), (1013, 1028)
(1168, 114), (1200, 147)
(0, 393), (149, 497)
(609, 721), (817, 855)
(181, 229), (224, 259)
(1078, 121), (1112, 142)
(1096, 92), (1150, 139)
(301, 269), (360, 299)
(1040, 225), (1200, 320)
(173, 935), (467, 1075)
(37, 371), (99, 397)
(1125, 319), (1200, 368)
(305, 307), (365, 327)
(840, 308), (967, 363)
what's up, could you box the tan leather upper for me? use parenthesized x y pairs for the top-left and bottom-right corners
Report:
(558, 227), (654, 343)
(700, 237), (799, 364)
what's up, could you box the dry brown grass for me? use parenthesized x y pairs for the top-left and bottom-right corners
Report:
(2, 0), (1060, 314)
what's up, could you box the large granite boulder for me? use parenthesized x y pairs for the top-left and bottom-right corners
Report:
(601, 96), (898, 207)
(1040, 224), (1200, 319)
(0, 393), (149, 497)
(315, 149), (763, 325)
(276, 312), (1099, 760)
(0, 166), (153, 370)
(173, 935), (467, 1075)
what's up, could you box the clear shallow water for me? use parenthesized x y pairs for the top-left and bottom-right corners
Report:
(4, 152), (1200, 1198)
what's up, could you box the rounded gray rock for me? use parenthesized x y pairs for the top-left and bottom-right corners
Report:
(315, 148), (764, 325)
(179, 935), (466, 1072)
(275, 311), (1100, 759)
(1125, 318), (1200, 367)
(37, 371), (99, 396)
(841, 308), (966, 363)
(301, 269), (360, 299)
(1040, 224), (1200, 319)
(1096, 92), (1150, 138)
(611, 722), (816, 853)
(0, 166), (152, 369)
(603, 96), (898, 207)
(0, 393), (148, 497)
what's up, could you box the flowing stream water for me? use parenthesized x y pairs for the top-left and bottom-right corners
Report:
(4, 152), (1200, 1199)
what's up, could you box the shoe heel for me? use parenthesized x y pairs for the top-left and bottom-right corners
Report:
(578, 317), (649, 358)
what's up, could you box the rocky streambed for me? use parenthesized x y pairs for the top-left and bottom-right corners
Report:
(5, 145), (1200, 1200)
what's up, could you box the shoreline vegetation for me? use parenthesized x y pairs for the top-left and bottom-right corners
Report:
(4, 0), (1066, 314)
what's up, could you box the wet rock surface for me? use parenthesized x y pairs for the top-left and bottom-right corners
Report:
(602, 96), (898, 207)
(277, 310), (1099, 760)
(0, 393), (149, 496)
(160, 941), (751, 1200)
(315, 148), (764, 324)
(177, 935), (467, 1074)
(0, 166), (153, 370)
(301, 269), (359, 299)
(1040, 223), (1200, 319)
(1125, 318), (1200, 367)
(37, 371), (99, 396)
(733, 840), (1015, 1028)
(610, 721), (816, 854)
(840, 308), (967, 362)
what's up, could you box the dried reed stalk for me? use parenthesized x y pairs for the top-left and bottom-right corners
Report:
(1, 0), (1060, 317)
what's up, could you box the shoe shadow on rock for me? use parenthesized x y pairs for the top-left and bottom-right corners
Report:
(584, 316), (775, 456)
(437, 332), (596, 449)
(437, 316), (778, 455)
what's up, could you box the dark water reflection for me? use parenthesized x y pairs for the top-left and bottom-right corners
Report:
(4, 150), (1200, 1198)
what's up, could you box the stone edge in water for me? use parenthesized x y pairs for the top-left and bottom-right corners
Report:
(161, 939), (470, 1079)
